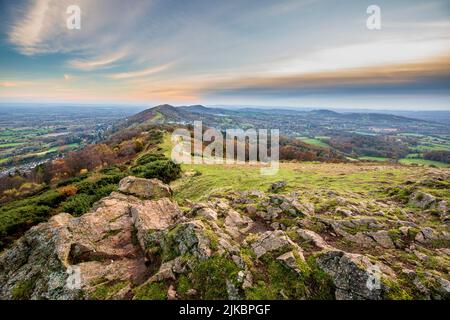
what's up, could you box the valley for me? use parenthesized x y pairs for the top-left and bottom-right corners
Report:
(0, 105), (145, 175)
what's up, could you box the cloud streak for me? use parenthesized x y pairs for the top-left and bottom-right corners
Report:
(193, 55), (450, 98)
(8, 0), (52, 55)
(68, 51), (127, 70)
(110, 62), (174, 80)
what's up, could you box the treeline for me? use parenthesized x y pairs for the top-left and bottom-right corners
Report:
(328, 134), (410, 159)
(423, 150), (450, 164)
(279, 137), (344, 162)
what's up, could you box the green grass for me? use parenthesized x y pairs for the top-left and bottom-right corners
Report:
(410, 144), (450, 152)
(172, 161), (429, 204)
(31, 143), (80, 156)
(0, 142), (25, 148)
(399, 158), (449, 168)
(0, 157), (11, 164)
(359, 156), (389, 162)
(148, 112), (165, 123)
(297, 137), (330, 148)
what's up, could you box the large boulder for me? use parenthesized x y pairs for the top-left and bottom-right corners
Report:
(316, 250), (394, 300)
(0, 190), (184, 300)
(118, 176), (172, 199)
(409, 191), (436, 209)
(131, 198), (183, 250)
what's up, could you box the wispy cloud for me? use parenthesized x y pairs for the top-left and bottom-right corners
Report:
(110, 62), (174, 80)
(68, 51), (126, 70)
(8, 0), (52, 55)
(198, 55), (450, 98)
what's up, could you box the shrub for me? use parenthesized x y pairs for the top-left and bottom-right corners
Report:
(0, 205), (51, 239)
(132, 160), (181, 184)
(136, 153), (166, 165)
(35, 190), (66, 207)
(58, 185), (78, 197)
(59, 184), (117, 216)
(60, 194), (94, 216)
(56, 173), (88, 187)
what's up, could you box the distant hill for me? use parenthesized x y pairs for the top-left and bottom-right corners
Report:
(121, 104), (445, 133)
(116, 104), (449, 164)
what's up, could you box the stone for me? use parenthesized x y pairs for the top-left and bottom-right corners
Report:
(296, 228), (333, 250)
(269, 181), (286, 193)
(195, 207), (218, 221)
(335, 207), (354, 217)
(316, 250), (393, 300)
(167, 285), (177, 300)
(237, 270), (253, 289)
(414, 227), (440, 244)
(131, 197), (183, 250)
(413, 250), (428, 261)
(187, 289), (197, 296)
(399, 226), (411, 236)
(148, 261), (176, 282)
(437, 200), (448, 214)
(224, 209), (255, 240)
(226, 279), (241, 300)
(257, 207), (281, 221)
(170, 221), (212, 260)
(436, 277), (450, 299)
(291, 201), (314, 216)
(245, 205), (257, 215)
(277, 251), (304, 274)
(409, 191), (436, 209)
(118, 176), (172, 199)
(250, 230), (302, 259)
(370, 230), (395, 249)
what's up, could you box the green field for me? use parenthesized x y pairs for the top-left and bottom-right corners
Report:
(0, 142), (25, 148)
(297, 137), (330, 148)
(399, 158), (449, 168)
(410, 144), (450, 152)
(32, 143), (80, 156)
(358, 156), (389, 162)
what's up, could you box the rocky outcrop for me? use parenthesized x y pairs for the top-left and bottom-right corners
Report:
(119, 176), (172, 199)
(0, 177), (179, 300)
(316, 250), (394, 300)
(409, 191), (436, 209)
(249, 230), (304, 260)
(296, 228), (333, 250)
(131, 197), (182, 250)
(1, 175), (449, 300)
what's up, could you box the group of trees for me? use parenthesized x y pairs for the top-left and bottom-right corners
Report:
(328, 134), (410, 159)
(423, 150), (450, 164)
(279, 137), (343, 162)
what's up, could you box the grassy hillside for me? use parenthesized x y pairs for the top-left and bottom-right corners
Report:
(173, 162), (450, 204)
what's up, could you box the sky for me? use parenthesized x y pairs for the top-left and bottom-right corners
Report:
(0, 0), (449, 110)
